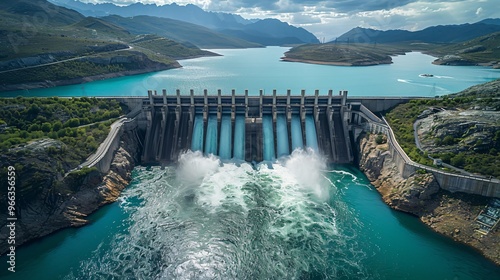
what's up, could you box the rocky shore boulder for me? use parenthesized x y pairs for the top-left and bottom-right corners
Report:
(359, 134), (439, 215)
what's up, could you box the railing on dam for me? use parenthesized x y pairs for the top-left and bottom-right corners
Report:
(75, 117), (138, 174)
(369, 117), (500, 198)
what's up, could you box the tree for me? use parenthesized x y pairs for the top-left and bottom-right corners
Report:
(451, 153), (466, 167)
(27, 104), (41, 115)
(375, 134), (386, 145)
(28, 123), (40, 132)
(41, 122), (52, 132)
(57, 129), (66, 138)
(53, 121), (63, 131)
(65, 118), (80, 128)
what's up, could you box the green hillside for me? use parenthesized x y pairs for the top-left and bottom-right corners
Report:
(0, 96), (123, 203)
(0, 0), (84, 26)
(282, 43), (410, 66)
(129, 34), (218, 60)
(429, 32), (500, 67)
(0, 1), (218, 90)
(282, 31), (500, 68)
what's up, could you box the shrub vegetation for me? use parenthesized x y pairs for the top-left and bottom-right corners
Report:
(385, 96), (500, 178)
(0, 97), (123, 159)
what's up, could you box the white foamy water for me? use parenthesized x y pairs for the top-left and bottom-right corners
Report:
(68, 151), (368, 279)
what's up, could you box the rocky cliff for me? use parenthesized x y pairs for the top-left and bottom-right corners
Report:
(0, 129), (140, 255)
(358, 133), (500, 265)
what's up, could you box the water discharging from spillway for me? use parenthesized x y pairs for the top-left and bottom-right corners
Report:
(305, 115), (319, 152)
(262, 114), (275, 161)
(276, 114), (289, 158)
(70, 149), (371, 279)
(204, 115), (218, 155)
(291, 114), (304, 151)
(188, 112), (318, 161)
(191, 115), (204, 152)
(218, 115), (232, 160)
(233, 115), (245, 160)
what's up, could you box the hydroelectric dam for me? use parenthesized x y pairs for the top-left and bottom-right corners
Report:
(130, 89), (404, 165)
(88, 88), (499, 198)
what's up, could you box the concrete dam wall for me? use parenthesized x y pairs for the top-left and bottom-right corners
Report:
(88, 91), (498, 199)
(140, 90), (363, 164)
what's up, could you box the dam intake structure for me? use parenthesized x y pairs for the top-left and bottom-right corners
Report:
(140, 89), (373, 164)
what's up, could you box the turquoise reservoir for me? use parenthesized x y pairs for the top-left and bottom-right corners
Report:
(2, 47), (499, 97)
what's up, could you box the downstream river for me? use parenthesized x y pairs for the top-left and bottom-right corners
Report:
(1, 47), (499, 279)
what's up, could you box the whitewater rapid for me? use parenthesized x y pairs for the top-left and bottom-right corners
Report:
(68, 149), (369, 279)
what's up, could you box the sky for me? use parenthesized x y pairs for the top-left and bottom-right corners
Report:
(81, 0), (500, 40)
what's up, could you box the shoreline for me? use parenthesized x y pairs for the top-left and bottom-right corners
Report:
(0, 63), (181, 93)
(280, 56), (393, 66)
(358, 133), (500, 266)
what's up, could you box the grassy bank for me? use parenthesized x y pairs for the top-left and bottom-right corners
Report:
(385, 80), (500, 178)
(282, 43), (411, 65)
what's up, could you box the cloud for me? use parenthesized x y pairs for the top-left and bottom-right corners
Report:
(323, 0), (415, 13)
(290, 13), (322, 24)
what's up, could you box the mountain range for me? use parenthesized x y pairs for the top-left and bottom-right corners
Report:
(49, 0), (319, 45)
(2, 0), (500, 90)
(0, 0), (222, 90)
(335, 19), (500, 44)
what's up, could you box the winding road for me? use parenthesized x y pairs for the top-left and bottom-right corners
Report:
(0, 46), (133, 74)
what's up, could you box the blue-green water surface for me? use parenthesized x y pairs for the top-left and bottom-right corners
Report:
(1, 152), (499, 279)
(2, 47), (499, 97)
(1, 47), (499, 279)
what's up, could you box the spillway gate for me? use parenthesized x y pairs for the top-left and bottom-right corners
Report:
(141, 89), (360, 164)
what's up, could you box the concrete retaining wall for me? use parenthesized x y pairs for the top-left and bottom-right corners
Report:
(363, 119), (500, 198)
(86, 118), (138, 173)
(93, 128), (122, 173)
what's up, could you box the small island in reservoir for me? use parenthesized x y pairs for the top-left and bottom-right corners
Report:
(282, 31), (500, 68)
(281, 43), (409, 66)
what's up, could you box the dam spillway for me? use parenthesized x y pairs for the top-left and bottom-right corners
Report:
(141, 89), (357, 164)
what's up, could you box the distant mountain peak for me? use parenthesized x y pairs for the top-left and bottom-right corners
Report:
(335, 20), (500, 44)
(49, 0), (319, 45)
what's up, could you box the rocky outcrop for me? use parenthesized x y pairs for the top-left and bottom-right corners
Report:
(432, 54), (500, 69)
(0, 52), (72, 71)
(358, 133), (500, 265)
(417, 109), (500, 154)
(432, 55), (477, 66)
(0, 129), (140, 255)
(359, 134), (440, 215)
